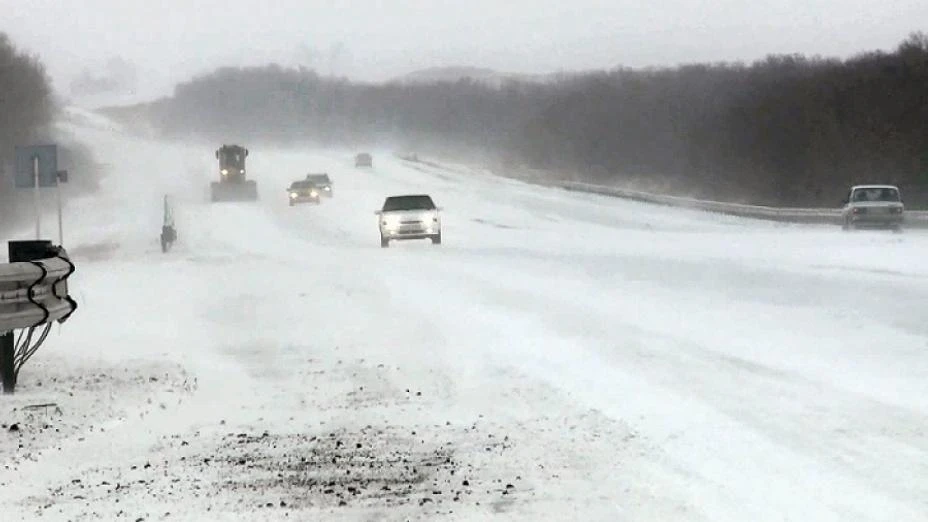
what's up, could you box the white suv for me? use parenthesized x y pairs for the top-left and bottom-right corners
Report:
(841, 185), (904, 231)
(376, 195), (442, 248)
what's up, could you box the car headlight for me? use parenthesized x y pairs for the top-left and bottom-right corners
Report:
(289, 192), (297, 199)
(240, 169), (245, 174)
(221, 169), (228, 175)
(311, 190), (318, 197)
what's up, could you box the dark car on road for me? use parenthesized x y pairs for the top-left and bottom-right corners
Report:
(306, 173), (333, 197)
(355, 153), (372, 168)
(287, 180), (321, 206)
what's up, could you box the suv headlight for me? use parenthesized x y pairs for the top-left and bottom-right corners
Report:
(221, 169), (228, 175)
(289, 192), (297, 199)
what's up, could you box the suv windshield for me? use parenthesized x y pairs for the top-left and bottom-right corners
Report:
(383, 195), (436, 211)
(852, 187), (900, 202)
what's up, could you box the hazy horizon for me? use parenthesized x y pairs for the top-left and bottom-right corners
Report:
(3, 0), (926, 104)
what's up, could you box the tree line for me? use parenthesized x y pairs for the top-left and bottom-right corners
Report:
(115, 33), (928, 207)
(0, 33), (55, 231)
(0, 33), (98, 237)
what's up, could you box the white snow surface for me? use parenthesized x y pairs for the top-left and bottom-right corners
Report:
(2, 109), (928, 521)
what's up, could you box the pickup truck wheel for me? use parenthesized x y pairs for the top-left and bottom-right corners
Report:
(381, 236), (389, 248)
(431, 234), (442, 245)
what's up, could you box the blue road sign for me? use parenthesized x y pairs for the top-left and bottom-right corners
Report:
(15, 145), (58, 188)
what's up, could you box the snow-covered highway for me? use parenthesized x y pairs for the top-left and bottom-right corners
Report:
(2, 110), (927, 521)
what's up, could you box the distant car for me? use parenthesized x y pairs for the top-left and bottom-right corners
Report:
(305, 173), (333, 197)
(376, 194), (442, 248)
(355, 153), (373, 168)
(287, 180), (321, 206)
(841, 184), (904, 231)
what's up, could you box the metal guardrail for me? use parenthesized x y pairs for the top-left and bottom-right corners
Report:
(562, 181), (928, 227)
(0, 252), (77, 333)
(397, 156), (928, 227)
(1, 245), (77, 393)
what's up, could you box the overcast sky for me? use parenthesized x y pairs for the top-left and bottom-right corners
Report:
(2, 0), (926, 102)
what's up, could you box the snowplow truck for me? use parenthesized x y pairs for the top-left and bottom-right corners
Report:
(210, 144), (258, 202)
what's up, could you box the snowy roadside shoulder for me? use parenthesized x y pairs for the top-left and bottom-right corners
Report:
(1, 356), (196, 478)
(1, 352), (647, 521)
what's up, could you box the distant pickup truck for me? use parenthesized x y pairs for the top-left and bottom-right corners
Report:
(841, 184), (904, 231)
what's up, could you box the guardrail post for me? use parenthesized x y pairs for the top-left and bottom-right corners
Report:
(1, 332), (13, 394)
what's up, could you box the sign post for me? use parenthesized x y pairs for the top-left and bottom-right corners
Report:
(15, 145), (60, 243)
(33, 155), (40, 239)
(56, 170), (68, 245)
(160, 194), (177, 253)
